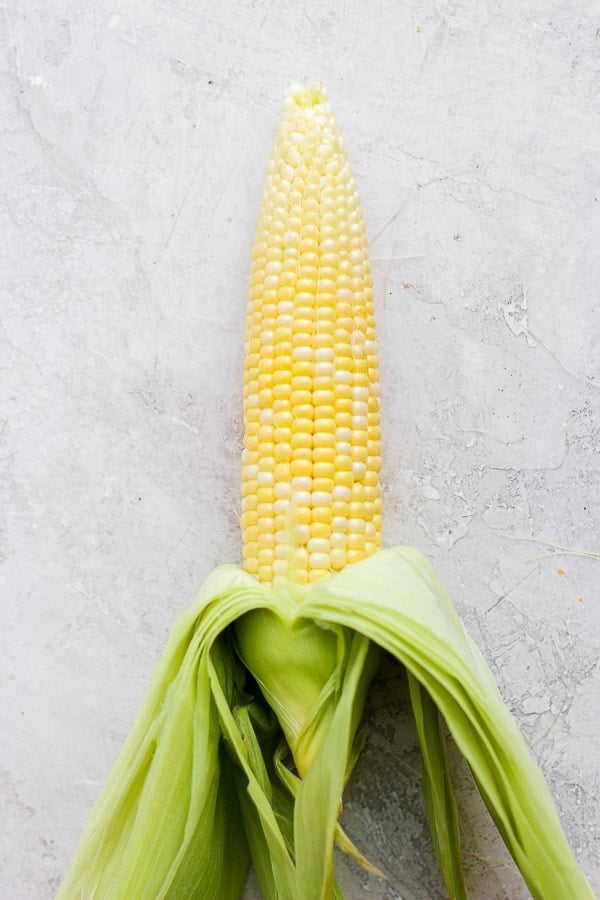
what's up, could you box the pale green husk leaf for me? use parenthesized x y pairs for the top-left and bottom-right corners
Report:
(302, 546), (593, 899)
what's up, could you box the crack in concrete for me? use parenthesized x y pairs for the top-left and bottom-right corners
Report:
(486, 567), (537, 614)
(530, 327), (600, 392)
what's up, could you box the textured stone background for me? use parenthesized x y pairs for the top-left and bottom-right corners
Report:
(1, 1), (599, 897)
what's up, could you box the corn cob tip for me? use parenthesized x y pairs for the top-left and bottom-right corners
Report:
(284, 81), (327, 109)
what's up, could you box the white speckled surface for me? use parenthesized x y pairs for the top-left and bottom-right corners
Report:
(1, 1), (599, 897)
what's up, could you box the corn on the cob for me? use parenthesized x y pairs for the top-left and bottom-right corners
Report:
(57, 82), (592, 900)
(242, 83), (382, 586)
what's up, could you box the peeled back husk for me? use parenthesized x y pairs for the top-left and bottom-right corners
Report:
(57, 548), (593, 900)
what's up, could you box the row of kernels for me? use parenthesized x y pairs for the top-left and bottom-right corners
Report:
(243, 502), (381, 578)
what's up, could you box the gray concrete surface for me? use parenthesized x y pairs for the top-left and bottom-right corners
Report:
(1, 1), (599, 897)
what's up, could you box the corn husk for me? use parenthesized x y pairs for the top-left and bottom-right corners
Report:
(58, 548), (592, 899)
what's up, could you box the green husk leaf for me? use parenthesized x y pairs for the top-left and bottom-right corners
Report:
(208, 639), (297, 900)
(273, 744), (385, 880)
(408, 672), (466, 899)
(302, 546), (594, 900)
(232, 598), (382, 898)
(291, 631), (374, 897)
(57, 565), (268, 899)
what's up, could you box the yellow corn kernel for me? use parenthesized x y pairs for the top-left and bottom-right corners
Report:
(241, 83), (381, 584)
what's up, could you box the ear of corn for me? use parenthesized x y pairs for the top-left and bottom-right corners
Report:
(58, 83), (592, 900)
